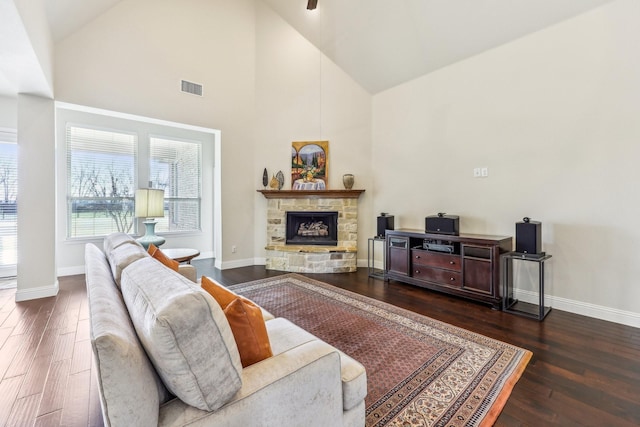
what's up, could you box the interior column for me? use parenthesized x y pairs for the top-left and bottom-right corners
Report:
(16, 94), (57, 301)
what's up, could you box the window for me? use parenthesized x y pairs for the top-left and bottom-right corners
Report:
(0, 129), (17, 272)
(150, 137), (201, 232)
(65, 124), (202, 239)
(66, 125), (137, 238)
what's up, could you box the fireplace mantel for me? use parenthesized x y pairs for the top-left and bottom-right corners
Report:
(258, 189), (364, 199)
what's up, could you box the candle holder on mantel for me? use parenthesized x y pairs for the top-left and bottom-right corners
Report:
(342, 174), (354, 190)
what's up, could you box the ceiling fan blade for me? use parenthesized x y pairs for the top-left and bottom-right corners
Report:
(307, 0), (318, 10)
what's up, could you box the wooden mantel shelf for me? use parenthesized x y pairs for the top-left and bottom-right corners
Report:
(257, 189), (365, 199)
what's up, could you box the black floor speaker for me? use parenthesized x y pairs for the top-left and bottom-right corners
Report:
(377, 214), (394, 238)
(515, 217), (542, 255)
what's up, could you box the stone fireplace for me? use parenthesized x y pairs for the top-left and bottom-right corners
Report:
(259, 189), (364, 273)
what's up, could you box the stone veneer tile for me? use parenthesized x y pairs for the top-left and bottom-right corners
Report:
(265, 196), (360, 273)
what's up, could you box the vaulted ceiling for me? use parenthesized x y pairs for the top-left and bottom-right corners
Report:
(262, 0), (614, 93)
(1, 0), (615, 97)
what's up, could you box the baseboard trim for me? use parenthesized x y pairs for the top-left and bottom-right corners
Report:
(514, 289), (640, 328)
(15, 281), (59, 302)
(58, 266), (85, 277)
(219, 258), (256, 270)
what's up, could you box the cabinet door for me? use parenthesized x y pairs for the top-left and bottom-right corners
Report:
(387, 237), (409, 276)
(463, 258), (492, 294)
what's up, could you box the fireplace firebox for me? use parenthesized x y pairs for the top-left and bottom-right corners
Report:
(286, 211), (338, 246)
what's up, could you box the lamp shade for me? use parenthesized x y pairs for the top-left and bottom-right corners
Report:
(135, 189), (165, 218)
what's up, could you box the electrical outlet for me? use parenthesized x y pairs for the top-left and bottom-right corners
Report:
(481, 167), (488, 177)
(231, 245), (237, 253)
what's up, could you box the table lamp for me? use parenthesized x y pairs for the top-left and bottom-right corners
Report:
(135, 188), (166, 249)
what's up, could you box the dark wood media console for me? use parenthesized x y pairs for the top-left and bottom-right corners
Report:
(385, 229), (512, 309)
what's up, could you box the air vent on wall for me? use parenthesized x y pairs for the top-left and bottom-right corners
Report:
(180, 80), (203, 96)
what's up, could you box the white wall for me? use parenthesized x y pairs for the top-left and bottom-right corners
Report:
(373, 0), (640, 325)
(253, 2), (373, 263)
(0, 96), (17, 127)
(54, 0), (256, 267)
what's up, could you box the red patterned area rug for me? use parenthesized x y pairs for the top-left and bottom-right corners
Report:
(231, 274), (531, 427)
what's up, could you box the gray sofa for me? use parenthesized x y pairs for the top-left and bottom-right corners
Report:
(85, 233), (367, 426)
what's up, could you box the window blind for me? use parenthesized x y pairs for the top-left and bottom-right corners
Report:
(150, 136), (201, 232)
(66, 125), (137, 238)
(0, 129), (17, 268)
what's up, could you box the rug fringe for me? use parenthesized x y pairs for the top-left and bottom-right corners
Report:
(479, 350), (533, 427)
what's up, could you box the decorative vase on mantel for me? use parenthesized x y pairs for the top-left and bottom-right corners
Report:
(342, 174), (354, 190)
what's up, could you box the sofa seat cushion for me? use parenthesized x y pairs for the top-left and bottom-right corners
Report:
(266, 318), (367, 412)
(158, 339), (345, 427)
(121, 257), (243, 411)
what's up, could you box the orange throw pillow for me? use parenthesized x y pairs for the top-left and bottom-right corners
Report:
(201, 276), (237, 309)
(148, 244), (179, 271)
(201, 276), (272, 367)
(224, 298), (273, 367)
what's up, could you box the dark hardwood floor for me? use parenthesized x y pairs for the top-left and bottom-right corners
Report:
(1, 262), (639, 426)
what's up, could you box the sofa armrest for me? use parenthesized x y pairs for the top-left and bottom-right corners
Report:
(158, 340), (344, 427)
(178, 264), (197, 282)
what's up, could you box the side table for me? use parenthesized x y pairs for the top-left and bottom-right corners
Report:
(367, 237), (387, 280)
(502, 252), (552, 320)
(162, 248), (200, 264)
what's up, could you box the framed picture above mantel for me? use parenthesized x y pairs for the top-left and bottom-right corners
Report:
(291, 141), (328, 190)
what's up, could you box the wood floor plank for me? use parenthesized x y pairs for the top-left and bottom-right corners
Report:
(0, 306), (13, 326)
(75, 318), (90, 343)
(0, 334), (23, 380)
(1, 302), (28, 330)
(0, 325), (12, 348)
(34, 323), (60, 358)
(59, 308), (79, 336)
(70, 340), (92, 375)
(37, 359), (70, 417)
(59, 370), (90, 427)
(6, 392), (42, 427)
(4, 323), (45, 378)
(34, 410), (62, 427)
(0, 375), (23, 426)
(51, 332), (75, 363)
(18, 353), (53, 399)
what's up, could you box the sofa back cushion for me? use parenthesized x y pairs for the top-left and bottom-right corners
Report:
(108, 242), (149, 288)
(121, 257), (243, 411)
(85, 243), (171, 427)
(104, 232), (139, 254)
